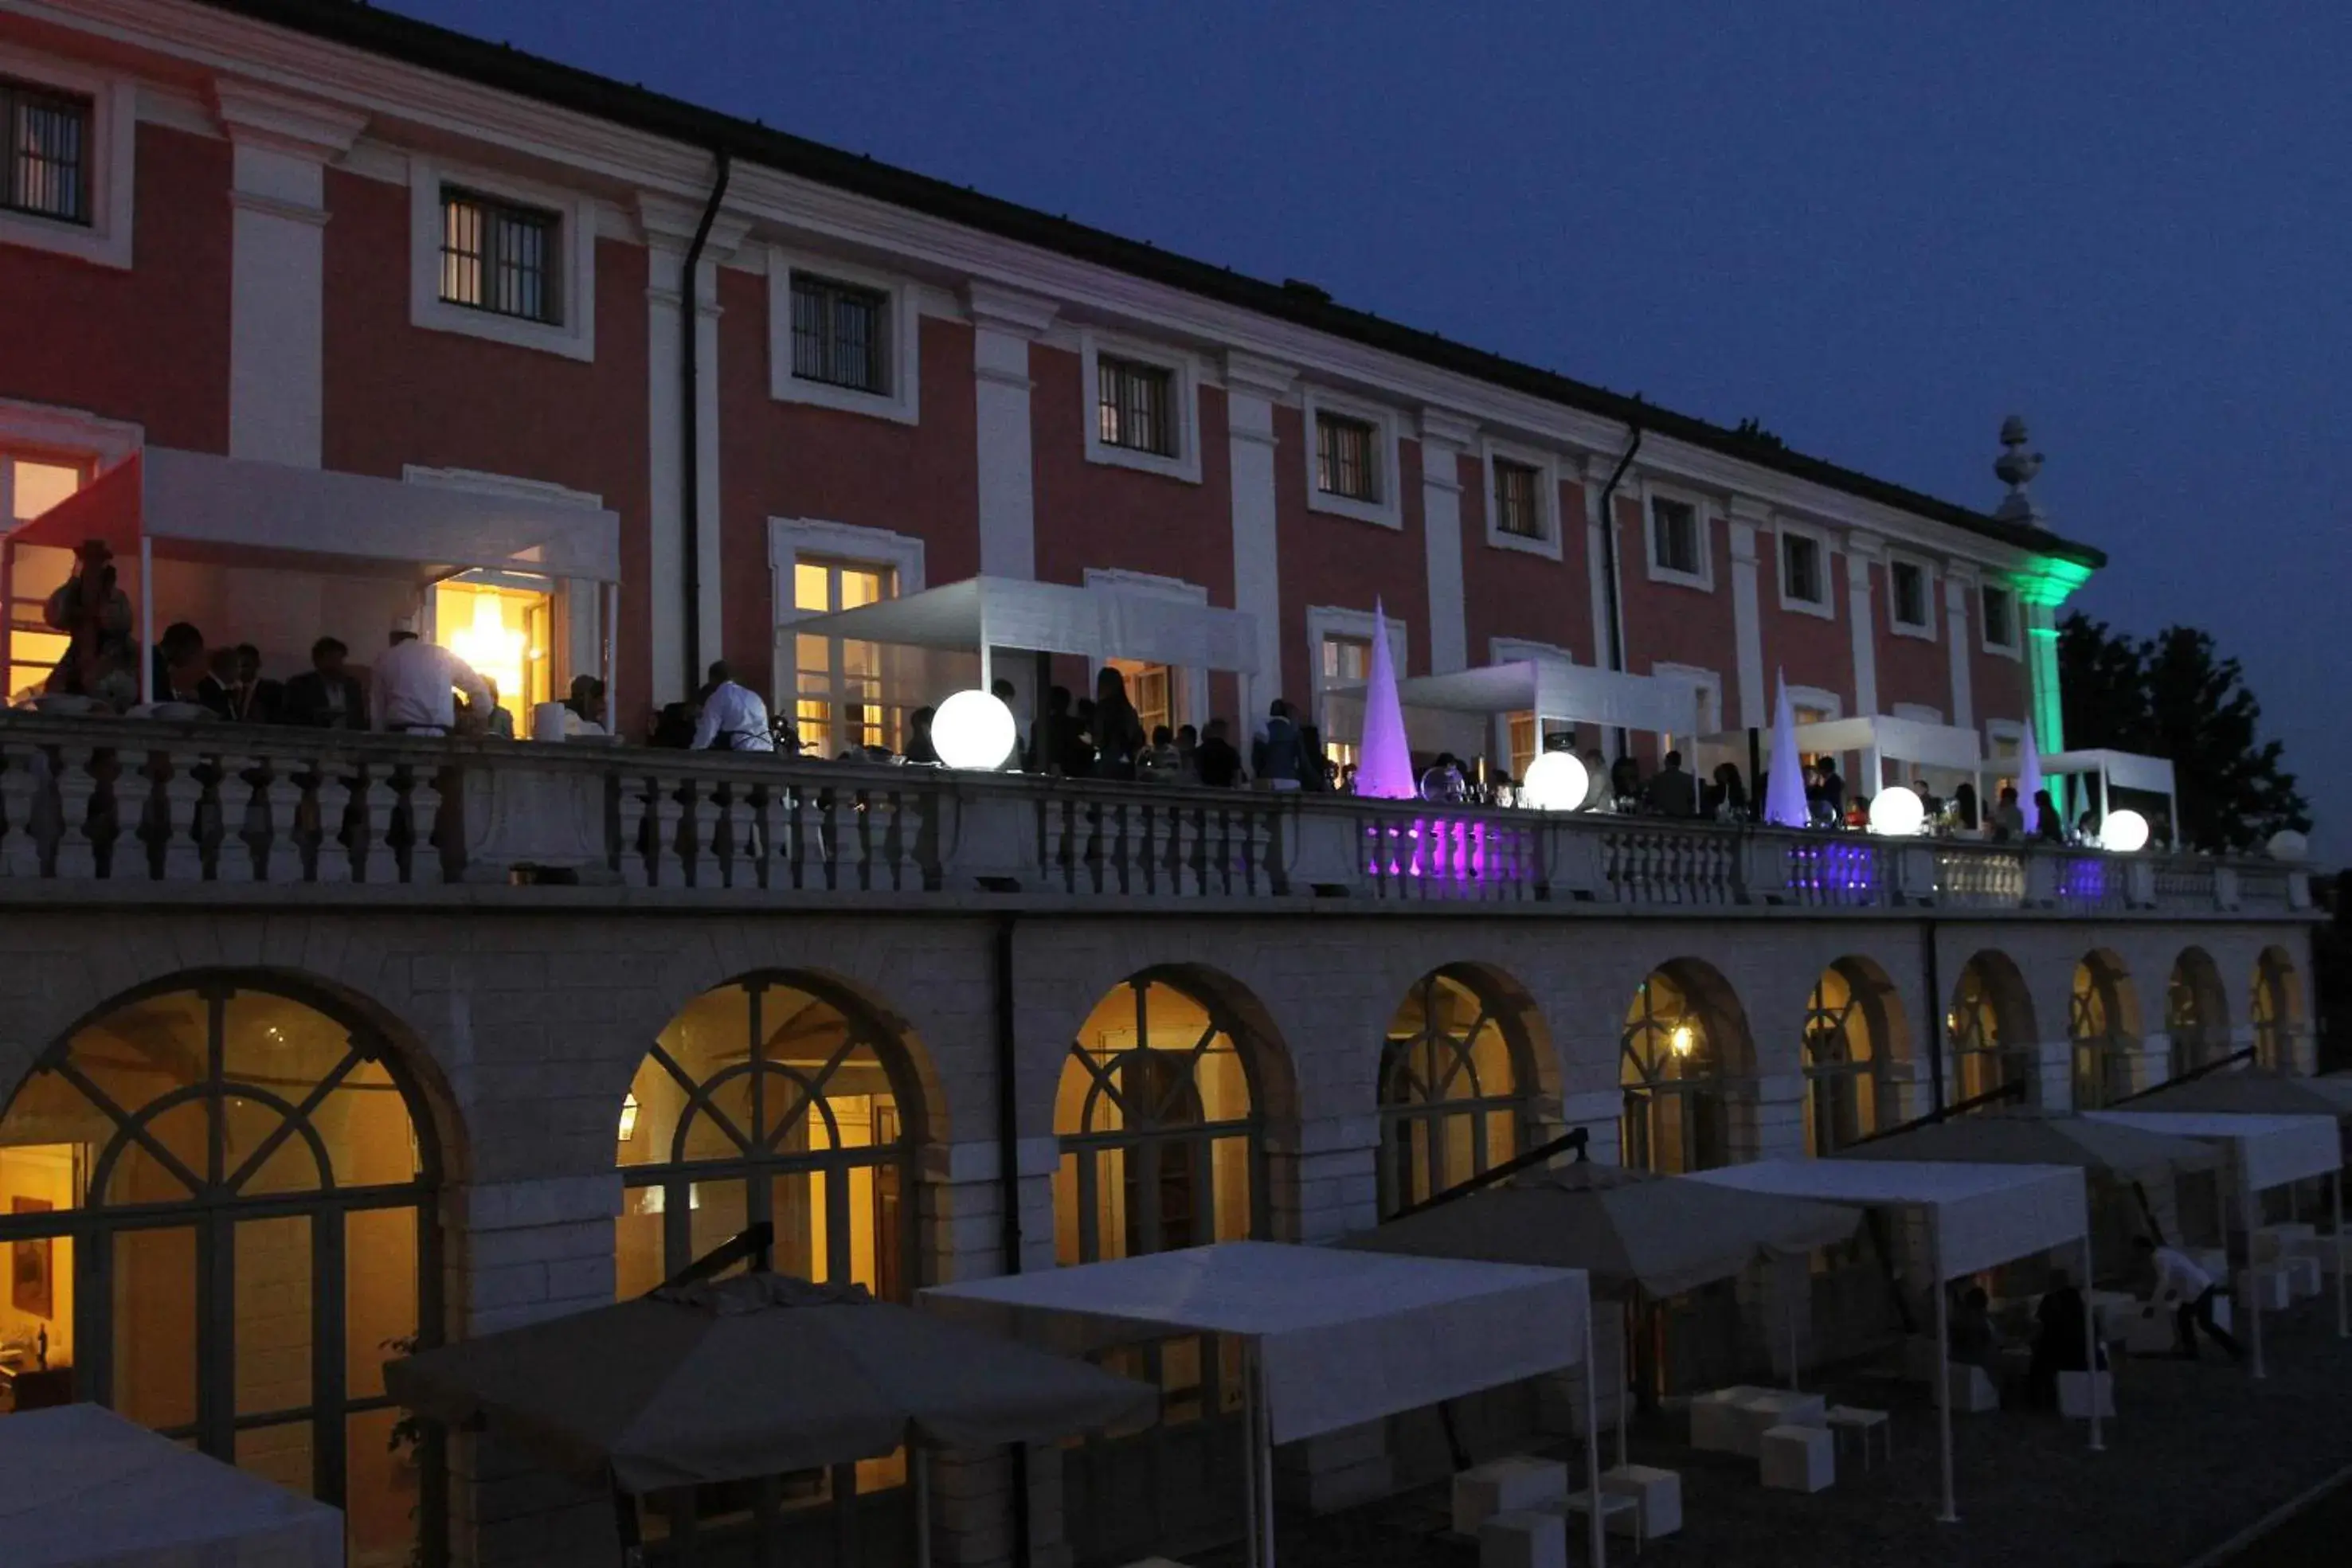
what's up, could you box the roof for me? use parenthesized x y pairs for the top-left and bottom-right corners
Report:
(1689, 1158), (2088, 1280)
(198, 2), (2103, 570)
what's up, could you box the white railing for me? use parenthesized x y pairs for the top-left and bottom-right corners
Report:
(0, 712), (2307, 917)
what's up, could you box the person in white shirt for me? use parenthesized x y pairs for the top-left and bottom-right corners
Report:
(690, 660), (773, 752)
(2135, 1235), (2245, 1362)
(370, 628), (492, 737)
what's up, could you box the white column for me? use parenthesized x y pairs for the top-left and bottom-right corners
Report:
(1727, 498), (1769, 728)
(1226, 353), (1294, 716)
(1943, 565), (1977, 733)
(966, 283), (1058, 581)
(215, 82), (366, 468)
(1417, 409), (1476, 676)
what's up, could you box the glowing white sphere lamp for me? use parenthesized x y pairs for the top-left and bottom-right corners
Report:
(1520, 749), (1591, 812)
(2268, 829), (2309, 862)
(931, 688), (1016, 770)
(2101, 808), (2150, 854)
(1868, 784), (1925, 837)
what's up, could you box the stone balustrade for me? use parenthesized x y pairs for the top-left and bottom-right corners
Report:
(0, 711), (2311, 918)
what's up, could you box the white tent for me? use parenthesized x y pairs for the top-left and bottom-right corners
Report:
(2029, 749), (2180, 842)
(1696, 713), (1985, 804)
(1690, 1159), (2094, 1522)
(921, 1240), (1599, 1568)
(2087, 1110), (2346, 1367)
(0, 1402), (345, 1566)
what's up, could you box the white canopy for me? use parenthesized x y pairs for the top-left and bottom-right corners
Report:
(2086, 1112), (2340, 1194)
(1696, 714), (1983, 792)
(1334, 655), (1701, 737)
(1689, 1159), (2086, 1280)
(786, 575), (1261, 676)
(0, 1402), (345, 1566)
(2023, 749), (2180, 836)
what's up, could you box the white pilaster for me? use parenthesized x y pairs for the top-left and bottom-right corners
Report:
(1226, 352), (1294, 714)
(1727, 498), (1768, 727)
(1943, 565), (1977, 732)
(214, 81), (365, 469)
(965, 283), (1058, 581)
(1417, 409), (1477, 676)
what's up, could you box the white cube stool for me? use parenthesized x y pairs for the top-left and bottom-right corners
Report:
(1453, 1457), (1570, 1536)
(1759, 1423), (1835, 1493)
(1480, 1507), (1567, 1568)
(1553, 1491), (1641, 1553)
(2123, 1304), (2178, 1358)
(2240, 1267), (2293, 1313)
(1947, 1363), (1998, 1414)
(1601, 1463), (1682, 1538)
(2284, 1255), (2323, 1300)
(1825, 1406), (1891, 1471)
(1730, 1390), (1825, 1457)
(1689, 1389), (1749, 1453)
(2058, 1371), (2115, 1419)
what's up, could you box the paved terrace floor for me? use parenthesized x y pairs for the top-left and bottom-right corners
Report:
(1198, 1292), (2352, 1568)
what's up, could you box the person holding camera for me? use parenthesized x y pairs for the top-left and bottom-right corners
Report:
(41, 538), (135, 706)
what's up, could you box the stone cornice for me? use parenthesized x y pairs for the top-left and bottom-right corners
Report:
(210, 76), (367, 161)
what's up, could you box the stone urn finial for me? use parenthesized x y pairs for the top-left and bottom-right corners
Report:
(1994, 415), (2045, 522)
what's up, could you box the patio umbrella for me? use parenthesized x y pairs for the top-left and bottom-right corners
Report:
(1837, 1107), (2221, 1186)
(1763, 672), (1810, 827)
(2132, 1066), (2352, 1121)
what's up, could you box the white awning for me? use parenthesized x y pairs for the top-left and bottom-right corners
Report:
(2087, 1112), (2342, 1192)
(786, 575), (1260, 674)
(1696, 714), (1983, 772)
(1333, 656), (1700, 737)
(918, 1240), (1587, 1444)
(2041, 749), (2178, 796)
(1689, 1159), (2088, 1281)
(0, 1403), (345, 1567)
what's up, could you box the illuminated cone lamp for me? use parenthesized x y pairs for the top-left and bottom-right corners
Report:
(1762, 673), (1810, 828)
(1354, 597), (1416, 800)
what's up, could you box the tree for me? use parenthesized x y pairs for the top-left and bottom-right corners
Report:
(2057, 612), (2310, 853)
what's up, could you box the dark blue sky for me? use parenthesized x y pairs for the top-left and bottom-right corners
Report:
(385, 1), (2351, 859)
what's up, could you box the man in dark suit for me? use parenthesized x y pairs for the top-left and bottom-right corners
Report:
(280, 635), (368, 729)
(223, 643), (285, 724)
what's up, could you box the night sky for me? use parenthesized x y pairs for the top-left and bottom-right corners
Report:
(380, 1), (2351, 861)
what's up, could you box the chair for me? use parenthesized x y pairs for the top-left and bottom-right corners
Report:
(1759, 1424), (1835, 1493)
(1453, 1457), (1569, 1535)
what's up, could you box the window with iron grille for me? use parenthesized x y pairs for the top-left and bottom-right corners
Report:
(1982, 584), (2017, 647)
(1781, 530), (1824, 604)
(1316, 412), (1380, 502)
(1651, 496), (1700, 576)
(2, 77), (92, 224)
(439, 186), (562, 325)
(791, 272), (890, 394)
(1493, 458), (1544, 539)
(1097, 355), (1175, 456)
(1890, 559), (1931, 629)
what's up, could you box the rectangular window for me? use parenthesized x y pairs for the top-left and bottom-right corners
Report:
(1097, 356), (1175, 456)
(1316, 413), (1380, 502)
(1781, 532), (1824, 604)
(1891, 560), (1930, 629)
(438, 187), (562, 325)
(794, 558), (896, 757)
(1493, 459), (1544, 540)
(1982, 585), (2017, 647)
(1651, 497), (1700, 577)
(1318, 633), (1373, 772)
(791, 273), (890, 394)
(2, 77), (92, 225)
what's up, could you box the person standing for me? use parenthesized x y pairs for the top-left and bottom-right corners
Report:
(1090, 666), (1145, 780)
(41, 538), (135, 704)
(1645, 749), (1699, 816)
(690, 660), (774, 752)
(370, 626), (491, 736)
(282, 637), (369, 729)
(902, 705), (940, 764)
(2135, 1236), (2244, 1363)
(1195, 717), (1245, 788)
(1252, 699), (1305, 790)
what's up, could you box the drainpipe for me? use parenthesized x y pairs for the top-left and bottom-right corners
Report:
(992, 913), (1033, 1564)
(680, 149), (732, 696)
(1592, 426), (1642, 760)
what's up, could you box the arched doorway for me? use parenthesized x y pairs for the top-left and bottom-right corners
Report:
(2251, 948), (2302, 1072)
(2166, 949), (2230, 1081)
(0, 977), (441, 1568)
(2070, 952), (2140, 1109)
(1948, 952), (2038, 1107)
(1621, 962), (1749, 1175)
(1378, 968), (1540, 1218)
(613, 972), (926, 1565)
(1802, 960), (1905, 1157)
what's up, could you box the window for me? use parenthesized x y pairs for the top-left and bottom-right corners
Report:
(793, 558), (896, 757)
(1316, 412), (1380, 502)
(790, 272), (890, 395)
(3, 452), (83, 702)
(1890, 558), (1931, 632)
(1493, 458), (1544, 540)
(1949, 954), (2036, 1106)
(1802, 964), (1891, 1157)
(437, 187), (561, 326)
(1620, 968), (1733, 1175)
(1780, 530), (1825, 606)
(1649, 495), (1705, 584)
(1097, 355), (1174, 456)
(2, 77), (89, 224)
(1981, 584), (2017, 650)
(1378, 971), (1535, 1218)
(1317, 631), (1374, 772)
(2068, 954), (2138, 1110)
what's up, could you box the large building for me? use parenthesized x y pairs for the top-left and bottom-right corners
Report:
(0, 4), (2319, 1568)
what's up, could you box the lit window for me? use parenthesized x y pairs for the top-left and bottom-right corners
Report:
(1493, 458), (1544, 540)
(790, 273), (890, 394)
(1316, 413), (1380, 502)
(439, 187), (562, 325)
(1378, 970), (1533, 1218)
(1650, 496), (1700, 577)
(1097, 356), (1175, 456)
(1318, 633), (1372, 772)
(1781, 532), (1824, 604)
(794, 557), (894, 756)
(2, 78), (91, 225)
(1982, 585), (2017, 648)
(1891, 560), (1931, 629)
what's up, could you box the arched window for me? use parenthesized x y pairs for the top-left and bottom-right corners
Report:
(1378, 970), (1537, 1218)
(1622, 966), (1740, 1174)
(1053, 976), (1262, 1265)
(1949, 953), (2037, 1106)
(2251, 949), (2299, 1071)
(2166, 950), (2229, 1080)
(0, 980), (439, 1567)
(1803, 962), (1899, 1156)
(2070, 953), (2139, 1110)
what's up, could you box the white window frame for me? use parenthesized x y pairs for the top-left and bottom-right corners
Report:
(1651, 659), (1724, 756)
(1985, 717), (2026, 761)
(1641, 479), (1714, 591)
(768, 515), (927, 710)
(1892, 702), (1945, 725)
(1886, 551), (1938, 640)
(1083, 566), (1211, 722)
(1301, 388), (1403, 530)
(0, 45), (135, 271)
(1773, 519), (1835, 618)
(769, 246), (922, 424)
(1480, 436), (1562, 559)
(1306, 602), (1408, 738)
(1080, 330), (1200, 483)
(1785, 684), (1845, 724)
(1979, 581), (2023, 659)
(409, 156), (597, 362)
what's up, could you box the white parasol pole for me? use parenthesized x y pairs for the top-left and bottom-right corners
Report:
(2336, 1171), (2348, 1339)
(911, 1440), (931, 1568)
(1256, 1339), (1277, 1568)
(1615, 1294), (1631, 1468)
(1932, 1214), (1957, 1523)
(1581, 1303), (1605, 1568)
(1240, 1335), (1261, 1568)
(2081, 1234), (2103, 1453)
(1785, 1254), (1802, 1391)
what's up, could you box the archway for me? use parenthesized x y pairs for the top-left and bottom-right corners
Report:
(2250, 948), (2303, 1072)
(1621, 961), (1751, 1174)
(1377, 967), (1542, 1218)
(1948, 952), (2039, 1107)
(2166, 948), (2230, 1080)
(0, 975), (442, 1567)
(2070, 952), (2141, 1109)
(1802, 959), (1908, 1157)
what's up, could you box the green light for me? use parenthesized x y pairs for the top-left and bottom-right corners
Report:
(2014, 554), (2096, 608)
